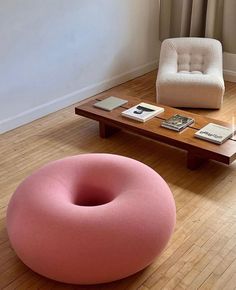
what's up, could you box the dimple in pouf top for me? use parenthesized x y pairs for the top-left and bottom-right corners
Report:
(7, 154), (176, 285)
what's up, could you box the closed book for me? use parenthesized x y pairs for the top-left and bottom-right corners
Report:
(161, 114), (194, 131)
(194, 123), (233, 144)
(94, 96), (128, 111)
(161, 123), (187, 131)
(121, 102), (164, 122)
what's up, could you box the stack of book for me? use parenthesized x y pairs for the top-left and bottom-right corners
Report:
(161, 114), (194, 132)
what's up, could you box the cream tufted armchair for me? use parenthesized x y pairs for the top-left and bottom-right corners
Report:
(156, 38), (225, 109)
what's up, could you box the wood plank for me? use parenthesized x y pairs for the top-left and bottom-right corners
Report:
(1, 71), (236, 289)
(75, 98), (236, 166)
(187, 152), (206, 170)
(95, 94), (236, 133)
(99, 122), (120, 138)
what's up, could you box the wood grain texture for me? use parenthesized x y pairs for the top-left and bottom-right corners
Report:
(75, 97), (236, 167)
(1, 71), (236, 289)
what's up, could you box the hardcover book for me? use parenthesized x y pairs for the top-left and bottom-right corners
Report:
(121, 102), (164, 122)
(93, 96), (128, 111)
(194, 123), (233, 144)
(161, 114), (194, 131)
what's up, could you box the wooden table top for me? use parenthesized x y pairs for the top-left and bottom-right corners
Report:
(75, 95), (236, 166)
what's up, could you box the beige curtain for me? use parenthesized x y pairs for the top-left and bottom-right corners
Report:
(159, 0), (236, 54)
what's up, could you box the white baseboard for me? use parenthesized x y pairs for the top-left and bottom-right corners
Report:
(223, 69), (236, 83)
(0, 60), (158, 134)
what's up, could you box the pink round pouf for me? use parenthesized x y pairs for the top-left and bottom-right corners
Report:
(7, 154), (176, 285)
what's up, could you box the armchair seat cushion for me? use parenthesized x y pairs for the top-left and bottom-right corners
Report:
(156, 38), (225, 109)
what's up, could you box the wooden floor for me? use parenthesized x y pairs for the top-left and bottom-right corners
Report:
(1, 71), (236, 290)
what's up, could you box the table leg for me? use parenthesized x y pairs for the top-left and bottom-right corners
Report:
(187, 152), (206, 170)
(99, 122), (120, 138)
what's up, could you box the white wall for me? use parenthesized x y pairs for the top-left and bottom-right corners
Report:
(0, 0), (159, 133)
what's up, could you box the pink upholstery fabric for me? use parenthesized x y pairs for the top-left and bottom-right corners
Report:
(7, 154), (176, 285)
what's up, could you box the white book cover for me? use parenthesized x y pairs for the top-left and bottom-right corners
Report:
(194, 123), (233, 144)
(121, 102), (164, 122)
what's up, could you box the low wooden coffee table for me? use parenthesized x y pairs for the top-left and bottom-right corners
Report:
(75, 95), (236, 169)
